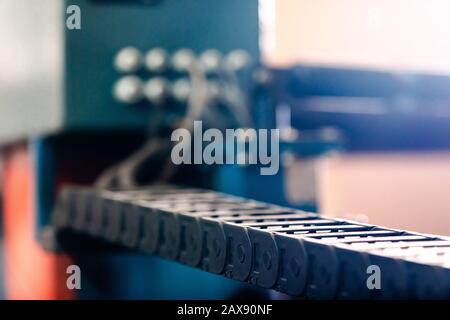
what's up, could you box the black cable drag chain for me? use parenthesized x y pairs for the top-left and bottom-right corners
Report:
(51, 185), (450, 299)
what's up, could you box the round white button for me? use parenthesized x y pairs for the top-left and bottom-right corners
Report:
(113, 76), (144, 104)
(145, 48), (169, 72)
(225, 49), (252, 71)
(172, 49), (196, 72)
(144, 77), (170, 104)
(172, 78), (191, 102)
(200, 49), (223, 72)
(114, 47), (143, 73)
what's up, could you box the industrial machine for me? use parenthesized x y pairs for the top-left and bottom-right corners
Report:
(1, 0), (450, 300)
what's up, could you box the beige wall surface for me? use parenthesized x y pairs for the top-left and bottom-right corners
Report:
(261, 1), (450, 236)
(318, 153), (450, 236)
(262, 0), (450, 74)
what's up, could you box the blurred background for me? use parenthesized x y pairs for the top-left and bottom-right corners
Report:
(0, 0), (449, 299)
(260, 0), (450, 236)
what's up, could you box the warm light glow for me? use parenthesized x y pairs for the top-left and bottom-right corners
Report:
(259, 0), (277, 63)
(263, 0), (450, 74)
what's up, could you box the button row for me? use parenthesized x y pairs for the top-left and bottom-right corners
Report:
(114, 47), (252, 74)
